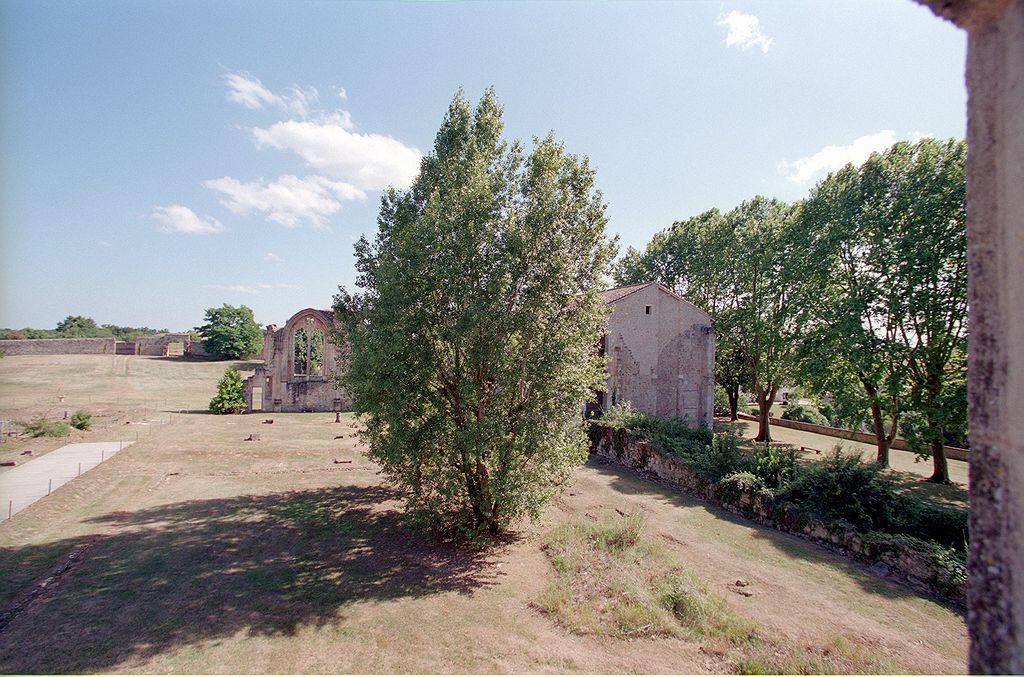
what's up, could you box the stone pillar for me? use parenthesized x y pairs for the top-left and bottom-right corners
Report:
(958, 0), (1024, 671)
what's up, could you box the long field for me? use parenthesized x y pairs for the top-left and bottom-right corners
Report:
(0, 355), (967, 673)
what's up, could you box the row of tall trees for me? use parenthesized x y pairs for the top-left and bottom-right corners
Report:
(0, 316), (167, 342)
(616, 138), (967, 484)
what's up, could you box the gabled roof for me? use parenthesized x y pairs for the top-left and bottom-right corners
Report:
(600, 281), (713, 323)
(599, 282), (652, 304)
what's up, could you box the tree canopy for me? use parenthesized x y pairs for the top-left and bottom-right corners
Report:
(617, 137), (967, 482)
(335, 88), (615, 534)
(195, 304), (264, 359)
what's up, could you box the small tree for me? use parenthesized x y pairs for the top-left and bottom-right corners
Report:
(336, 88), (614, 534)
(195, 304), (264, 359)
(209, 368), (247, 414)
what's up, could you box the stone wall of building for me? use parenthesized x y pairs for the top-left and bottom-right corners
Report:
(604, 283), (714, 428)
(243, 308), (349, 413)
(0, 338), (117, 355)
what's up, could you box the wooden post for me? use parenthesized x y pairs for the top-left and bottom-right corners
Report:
(48, 479), (52, 495)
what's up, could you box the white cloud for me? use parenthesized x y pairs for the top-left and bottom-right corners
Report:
(97, 240), (112, 248)
(264, 252), (284, 262)
(780, 130), (898, 184)
(257, 283), (304, 290)
(252, 119), (421, 190)
(223, 71), (320, 118)
(201, 282), (304, 295)
(717, 10), (775, 53)
(337, 87), (348, 101)
(204, 174), (366, 228)
(202, 284), (259, 294)
(153, 205), (225, 235)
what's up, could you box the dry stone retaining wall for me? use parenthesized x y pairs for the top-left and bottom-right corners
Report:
(592, 425), (967, 605)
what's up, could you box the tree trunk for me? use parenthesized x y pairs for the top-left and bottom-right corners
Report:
(868, 399), (890, 466)
(754, 385), (777, 443)
(727, 385), (739, 422)
(927, 434), (950, 484)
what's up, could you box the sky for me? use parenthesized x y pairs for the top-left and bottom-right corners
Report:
(0, 0), (967, 331)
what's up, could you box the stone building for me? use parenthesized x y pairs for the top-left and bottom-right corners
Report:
(596, 282), (715, 428)
(242, 308), (348, 413)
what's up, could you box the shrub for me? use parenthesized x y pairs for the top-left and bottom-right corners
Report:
(779, 451), (897, 532)
(781, 402), (829, 426)
(714, 471), (764, 503)
(753, 444), (797, 489)
(70, 410), (92, 430)
(599, 403), (712, 459)
(209, 367), (247, 414)
(21, 416), (71, 438)
(713, 385), (730, 415)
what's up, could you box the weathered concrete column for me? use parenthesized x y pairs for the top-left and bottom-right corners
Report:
(918, 0), (1022, 670)
(924, 0), (1024, 671)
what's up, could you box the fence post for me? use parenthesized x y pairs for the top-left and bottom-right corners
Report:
(48, 479), (52, 495)
(78, 462), (81, 477)
(8, 500), (11, 519)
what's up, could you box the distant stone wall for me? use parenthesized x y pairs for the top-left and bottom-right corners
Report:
(136, 333), (192, 356)
(735, 412), (968, 461)
(0, 338), (116, 355)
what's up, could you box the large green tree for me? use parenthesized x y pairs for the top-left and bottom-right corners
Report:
(794, 164), (905, 465)
(794, 138), (967, 481)
(335, 89), (614, 534)
(195, 304), (264, 359)
(870, 139), (967, 483)
(727, 197), (802, 443)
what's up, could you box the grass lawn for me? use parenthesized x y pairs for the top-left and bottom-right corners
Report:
(0, 355), (967, 673)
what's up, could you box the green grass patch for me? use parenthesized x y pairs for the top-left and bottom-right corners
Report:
(20, 415), (71, 438)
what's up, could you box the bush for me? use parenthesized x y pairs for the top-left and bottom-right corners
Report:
(781, 402), (829, 426)
(714, 471), (764, 503)
(778, 452), (896, 532)
(753, 444), (797, 489)
(70, 410), (92, 430)
(599, 403), (712, 458)
(713, 385), (730, 416)
(209, 367), (247, 414)
(21, 416), (71, 438)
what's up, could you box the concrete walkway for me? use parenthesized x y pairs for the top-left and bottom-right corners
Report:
(0, 441), (132, 521)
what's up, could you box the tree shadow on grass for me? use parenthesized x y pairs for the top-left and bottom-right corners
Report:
(585, 455), (964, 615)
(0, 484), (502, 673)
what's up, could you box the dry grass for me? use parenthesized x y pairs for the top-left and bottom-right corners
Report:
(538, 512), (900, 674)
(0, 355), (968, 674)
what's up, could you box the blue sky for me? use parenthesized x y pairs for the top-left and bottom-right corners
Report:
(0, 1), (966, 331)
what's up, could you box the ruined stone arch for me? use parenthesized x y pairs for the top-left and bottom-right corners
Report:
(284, 308), (333, 379)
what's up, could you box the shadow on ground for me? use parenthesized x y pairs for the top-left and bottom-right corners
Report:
(585, 455), (965, 614)
(0, 484), (501, 673)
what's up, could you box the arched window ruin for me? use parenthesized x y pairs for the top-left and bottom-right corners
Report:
(293, 318), (326, 376)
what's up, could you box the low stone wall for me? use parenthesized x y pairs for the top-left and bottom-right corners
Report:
(0, 338), (116, 355)
(736, 412), (969, 462)
(592, 425), (966, 605)
(136, 333), (192, 356)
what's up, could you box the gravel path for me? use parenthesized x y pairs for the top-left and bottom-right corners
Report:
(0, 442), (131, 520)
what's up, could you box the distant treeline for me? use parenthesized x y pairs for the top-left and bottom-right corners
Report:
(0, 315), (168, 343)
